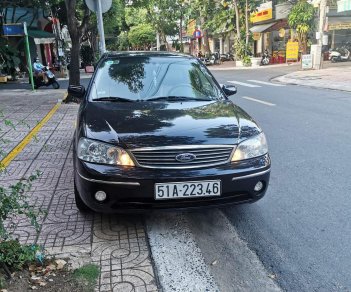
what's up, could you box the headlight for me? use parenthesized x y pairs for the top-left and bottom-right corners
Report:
(77, 138), (135, 166)
(232, 132), (268, 162)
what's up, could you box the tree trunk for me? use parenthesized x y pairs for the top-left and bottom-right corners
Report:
(200, 17), (211, 55)
(69, 37), (81, 85)
(64, 0), (90, 101)
(65, 0), (80, 87)
(233, 0), (240, 40)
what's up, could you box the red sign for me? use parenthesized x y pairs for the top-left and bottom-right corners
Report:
(194, 29), (202, 39)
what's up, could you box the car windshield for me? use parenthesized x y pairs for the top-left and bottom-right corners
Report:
(90, 55), (225, 102)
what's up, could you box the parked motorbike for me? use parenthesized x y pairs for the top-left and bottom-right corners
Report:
(260, 49), (270, 66)
(209, 52), (221, 65)
(220, 52), (234, 62)
(329, 47), (350, 62)
(32, 66), (60, 89)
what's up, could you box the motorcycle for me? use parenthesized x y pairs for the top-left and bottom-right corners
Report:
(260, 49), (270, 66)
(32, 66), (60, 89)
(209, 52), (221, 65)
(220, 52), (234, 62)
(329, 47), (350, 62)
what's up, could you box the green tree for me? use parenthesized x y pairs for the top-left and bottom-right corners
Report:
(128, 24), (156, 49)
(288, 0), (315, 54)
(65, 0), (91, 87)
(131, 0), (184, 51)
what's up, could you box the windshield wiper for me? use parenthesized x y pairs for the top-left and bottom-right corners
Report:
(146, 96), (212, 102)
(92, 97), (135, 102)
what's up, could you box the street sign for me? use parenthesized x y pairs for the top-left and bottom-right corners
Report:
(194, 29), (202, 39)
(85, 0), (112, 13)
(301, 54), (313, 69)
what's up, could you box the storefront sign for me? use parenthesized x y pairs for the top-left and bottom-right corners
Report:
(337, 0), (351, 12)
(286, 41), (299, 60)
(301, 54), (313, 69)
(251, 1), (273, 23)
(253, 32), (261, 40)
(329, 22), (351, 29)
(2, 24), (24, 36)
(187, 19), (196, 37)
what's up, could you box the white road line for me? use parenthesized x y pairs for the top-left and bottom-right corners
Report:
(242, 96), (276, 106)
(247, 80), (286, 87)
(227, 80), (261, 87)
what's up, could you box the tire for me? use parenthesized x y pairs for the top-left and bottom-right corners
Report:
(52, 81), (60, 89)
(74, 180), (91, 213)
(331, 57), (337, 63)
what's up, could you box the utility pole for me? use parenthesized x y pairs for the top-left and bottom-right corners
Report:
(318, 0), (327, 47)
(315, 0), (327, 69)
(96, 0), (106, 54)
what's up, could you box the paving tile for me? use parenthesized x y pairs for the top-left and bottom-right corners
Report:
(0, 160), (32, 181)
(24, 160), (65, 192)
(45, 189), (93, 223)
(37, 220), (92, 248)
(0, 96), (158, 292)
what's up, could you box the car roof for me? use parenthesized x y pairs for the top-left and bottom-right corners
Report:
(101, 51), (195, 60)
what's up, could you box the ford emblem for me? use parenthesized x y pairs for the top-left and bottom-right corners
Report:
(175, 153), (197, 163)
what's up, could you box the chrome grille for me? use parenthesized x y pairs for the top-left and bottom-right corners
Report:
(130, 145), (235, 169)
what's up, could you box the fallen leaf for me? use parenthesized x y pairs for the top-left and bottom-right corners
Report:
(30, 276), (42, 284)
(39, 281), (47, 287)
(55, 259), (67, 270)
(30, 286), (38, 290)
(29, 265), (36, 272)
(46, 264), (56, 271)
(211, 260), (218, 266)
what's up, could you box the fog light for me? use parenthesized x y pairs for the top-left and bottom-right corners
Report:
(254, 181), (264, 192)
(95, 191), (107, 202)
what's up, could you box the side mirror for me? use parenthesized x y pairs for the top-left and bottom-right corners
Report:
(221, 84), (237, 96)
(68, 85), (85, 99)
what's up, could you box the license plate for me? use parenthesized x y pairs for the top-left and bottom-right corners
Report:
(155, 180), (221, 200)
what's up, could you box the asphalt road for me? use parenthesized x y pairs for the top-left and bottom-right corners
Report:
(209, 66), (351, 291)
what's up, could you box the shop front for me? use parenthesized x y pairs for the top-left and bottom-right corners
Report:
(327, 16), (351, 49)
(250, 2), (293, 63)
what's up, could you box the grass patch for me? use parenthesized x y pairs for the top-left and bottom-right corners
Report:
(72, 264), (100, 291)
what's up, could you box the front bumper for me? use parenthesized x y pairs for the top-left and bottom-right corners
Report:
(74, 154), (271, 213)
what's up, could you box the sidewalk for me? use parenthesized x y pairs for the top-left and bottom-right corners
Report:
(0, 88), (157, 292)
(273, 65), (351, 92)
(209, 60), (300, 71)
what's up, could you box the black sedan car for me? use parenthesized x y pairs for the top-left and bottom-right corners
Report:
(69, 52), (270, 213)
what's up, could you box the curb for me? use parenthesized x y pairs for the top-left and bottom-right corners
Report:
(209, 62), (300, 71)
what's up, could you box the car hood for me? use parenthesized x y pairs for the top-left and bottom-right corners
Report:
(81, 100), (261, 149)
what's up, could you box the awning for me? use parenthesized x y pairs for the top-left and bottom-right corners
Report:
(28, 29), (55, 45)
(250, 22), (276, 33)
